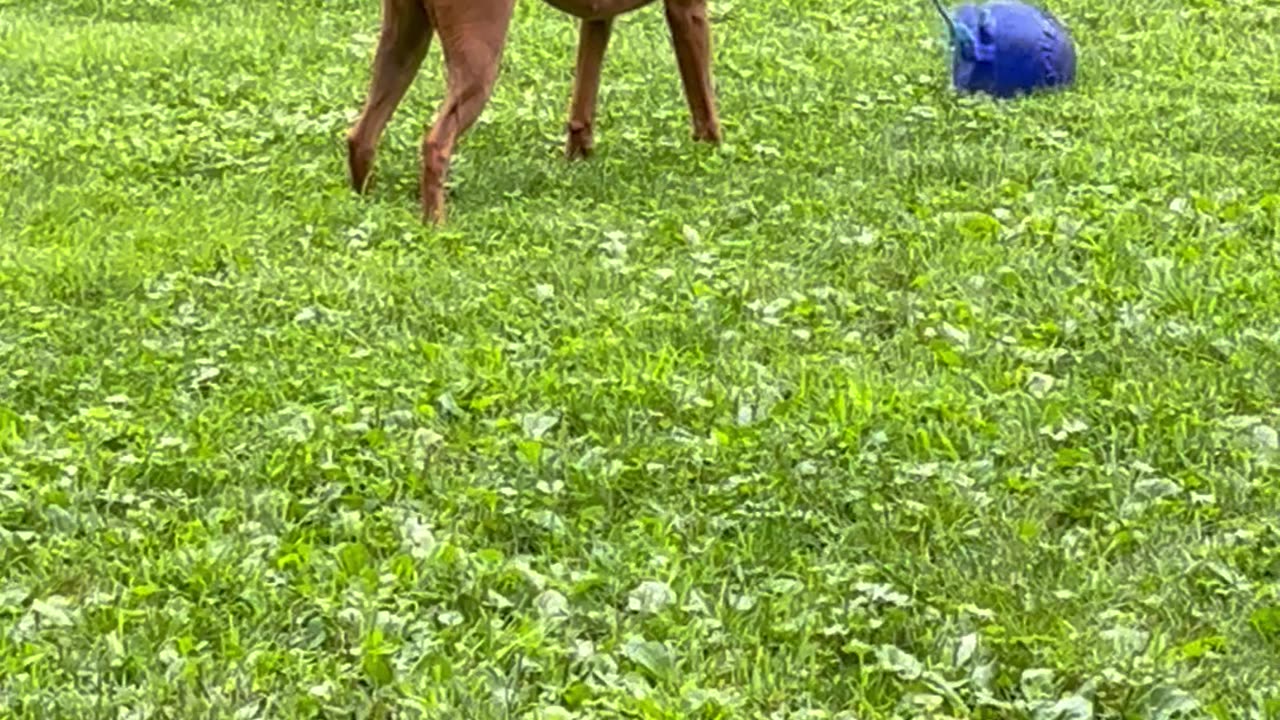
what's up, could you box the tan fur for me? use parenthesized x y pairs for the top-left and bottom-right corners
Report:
(346, 0), (721, 224)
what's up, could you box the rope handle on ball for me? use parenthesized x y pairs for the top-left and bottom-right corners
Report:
(928, 0), (976, 57)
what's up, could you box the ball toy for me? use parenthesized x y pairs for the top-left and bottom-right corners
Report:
(930, 0), (1077, 98)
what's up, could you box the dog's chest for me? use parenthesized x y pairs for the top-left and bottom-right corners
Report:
(539, 0), (657, 20)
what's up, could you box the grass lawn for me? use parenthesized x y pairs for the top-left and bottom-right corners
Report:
(3, 0), (1280, 716)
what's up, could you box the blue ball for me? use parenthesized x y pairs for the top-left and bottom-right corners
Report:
(948, 1), (1077, 98)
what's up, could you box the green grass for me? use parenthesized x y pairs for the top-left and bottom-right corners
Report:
(3, 0), (1280, 716)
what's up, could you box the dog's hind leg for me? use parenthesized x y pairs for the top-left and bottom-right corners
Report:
(347, 0), (434, 194)
(420, 0), (517, 224)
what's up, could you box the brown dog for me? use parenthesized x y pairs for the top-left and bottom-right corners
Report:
(346, 0), (722, 224)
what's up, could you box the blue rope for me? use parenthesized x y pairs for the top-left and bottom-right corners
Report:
(928, 0), (976, 59)
(929, 0), (959, 38)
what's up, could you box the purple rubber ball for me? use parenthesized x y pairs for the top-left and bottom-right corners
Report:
(948, 1), (1077, 98)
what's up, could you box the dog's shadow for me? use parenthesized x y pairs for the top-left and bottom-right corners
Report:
(356, 121), (721, 220)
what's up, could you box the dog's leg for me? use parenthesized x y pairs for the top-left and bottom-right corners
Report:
(663, 0), (721, 143)
(347, 0), (434, 194)
(564, 18), (613, 160)
(420, 0), (517, 224)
